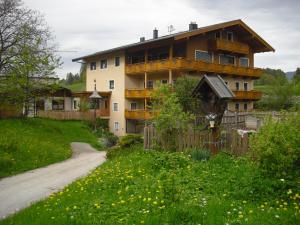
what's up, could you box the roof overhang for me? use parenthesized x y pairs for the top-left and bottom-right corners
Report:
(72, 19), (275, 62)
(193, 75), (235, 99)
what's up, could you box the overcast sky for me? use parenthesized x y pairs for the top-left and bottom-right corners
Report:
(23, 0), (300, 78)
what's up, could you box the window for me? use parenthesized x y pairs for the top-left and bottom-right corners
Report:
(244, 103), (248, 111)
(52, 100), (64, 110)
(219, 54), (235, 65)
(244, 82), (248, 91)
(115, 57), (120, 67)
(100, 59), (107, 69)
(113, 103), (118, 112)
(114, 122), (119, 131)
(131, 102), (137, 110)
(195, 50), (213, 63)
(235, 82), (240, 91)
(227, 32), (233, 41)
(239, 57), (249, 67)
(73, 100), (78, 110)
(215, 31), (221, 39)
(235, 103), (239, 111)
(90, 62), (96, 70)
(109, 80), (115, 90)
(147, 80), (153, 89)
(161, 79), (168, 84)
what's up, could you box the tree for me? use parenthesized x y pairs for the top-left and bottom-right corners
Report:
(0, 0), (61, 116)
(151, 84), (194, 151)
(173, 76), (201, 113)
(292, 68), (300, 83)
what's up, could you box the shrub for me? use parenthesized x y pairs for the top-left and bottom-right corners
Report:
(119, 134), (143, 148)
(250, 115), (300, 177)
(186, 148), (211, 161)
(103, 132), (118, 147)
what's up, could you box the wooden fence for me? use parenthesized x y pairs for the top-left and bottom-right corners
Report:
(144, 125), (250, 156)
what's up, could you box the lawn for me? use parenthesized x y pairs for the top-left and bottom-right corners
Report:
(0, 118), (100, 178)
(63, 82), (85, 92)
(1, 145), (299, 225)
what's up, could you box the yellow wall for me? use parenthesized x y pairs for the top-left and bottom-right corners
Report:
(86, 51), (126, 136)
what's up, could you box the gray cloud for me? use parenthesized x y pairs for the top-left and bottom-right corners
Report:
(23, 0), (300, 78)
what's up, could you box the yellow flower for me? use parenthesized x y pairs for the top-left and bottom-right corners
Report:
(238, 214), (243, 219)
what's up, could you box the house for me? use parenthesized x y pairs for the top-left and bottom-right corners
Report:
(72, 19), (274, 136)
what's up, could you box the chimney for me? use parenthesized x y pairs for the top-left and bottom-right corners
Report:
(189, 22), (198, 31)
(140, 37), (145, 42)
(153, 28), (158, 39)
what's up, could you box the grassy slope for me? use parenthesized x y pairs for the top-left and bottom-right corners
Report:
(0, 118), (100, 178)
(63, 82), (85, 92)
(1, 146), (299, 225)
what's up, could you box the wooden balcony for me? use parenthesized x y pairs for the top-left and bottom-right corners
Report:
(125, 89), (152, 98)
(233, 90), (262, 100)
(125, 109), (153, 120)
(125, 58), (262, 78)
(209, 39), (250, 55)
(96, 108), (110, 117)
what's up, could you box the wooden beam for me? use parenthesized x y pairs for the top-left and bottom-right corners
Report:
(169, 69), (173, 84)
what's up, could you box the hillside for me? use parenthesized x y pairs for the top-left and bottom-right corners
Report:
(0, 118), (99, 178)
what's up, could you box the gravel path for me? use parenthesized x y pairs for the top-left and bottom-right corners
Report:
(0, 142), (106, 219)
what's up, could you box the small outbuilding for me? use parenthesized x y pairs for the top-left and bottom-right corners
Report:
(192, 74), (235, 154)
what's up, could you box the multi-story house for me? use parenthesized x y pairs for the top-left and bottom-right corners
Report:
(72, 19), (274, 136)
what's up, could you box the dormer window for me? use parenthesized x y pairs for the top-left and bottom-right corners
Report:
(227, 32), (233, 41)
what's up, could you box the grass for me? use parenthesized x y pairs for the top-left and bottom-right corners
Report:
(63, 82), (85, 92)
(0, 118), (100, 178)
(1, 145), (299, 224)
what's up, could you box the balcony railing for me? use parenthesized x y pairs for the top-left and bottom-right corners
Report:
(209, 39), (250, 55)
(125, 89), (262, 101)
(125, 58), (262, 78)
(125, 109), (153, 120)
(125, 89), (152, 98)
(233, 90), (262, 100)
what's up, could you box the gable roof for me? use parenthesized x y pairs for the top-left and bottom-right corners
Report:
(193, 75), (235, 99)
(72, 19), (274, 62)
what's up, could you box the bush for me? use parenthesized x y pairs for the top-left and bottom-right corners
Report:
(186, 148), (211, 161)
(250, 115), (300, 177)
(103, 132), (118, 147)
(119, 134), (143, 148)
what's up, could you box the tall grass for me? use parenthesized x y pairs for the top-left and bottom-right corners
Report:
(0, 118), (100, 178)
(1, 145), (299, 224)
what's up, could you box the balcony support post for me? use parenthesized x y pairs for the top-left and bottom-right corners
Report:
(169, 44), (173, 60)
(144, 72), (148, 109)
(168, 69), (173, 85)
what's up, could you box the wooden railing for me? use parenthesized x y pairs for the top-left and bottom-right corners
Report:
(125, 109), (153, 120)
(209, 39), (250, 55)
(125, 58), (262, 78)
(125, 88), (262, 100)
(125, 89), (152, 98)
(233, 90), (262, 100)
(37, 109), (110, 120)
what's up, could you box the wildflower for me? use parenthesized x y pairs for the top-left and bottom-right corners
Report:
(275, 215), (280, 218)
(238, 214), (243, 219)
(287, 189), (292, 195)
(249, 210), (253, 214)
(51, 217), (55, 219)
(280, 179), (285, 182)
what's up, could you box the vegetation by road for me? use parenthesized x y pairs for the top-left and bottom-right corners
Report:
(0, 118), (100, 178)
